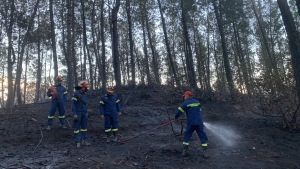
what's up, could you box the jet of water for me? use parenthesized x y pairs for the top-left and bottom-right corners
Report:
(203, 122), (241, 147)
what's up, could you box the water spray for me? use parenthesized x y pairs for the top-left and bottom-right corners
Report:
(203, 122), (241, 147)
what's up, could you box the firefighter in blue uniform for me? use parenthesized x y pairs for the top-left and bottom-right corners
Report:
(175, 91), (209, 158)
(99, 86), (122, 142)
(46, 76), (68, 130)
(72, 81), (91, 148)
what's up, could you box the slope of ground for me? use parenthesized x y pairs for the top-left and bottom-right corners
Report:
(0, 85), (300, 169)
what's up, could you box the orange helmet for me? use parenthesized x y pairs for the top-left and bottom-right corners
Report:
(107, 86), (114, 93)
(79, 80), (90, 88)
(56, 75), (62, 81)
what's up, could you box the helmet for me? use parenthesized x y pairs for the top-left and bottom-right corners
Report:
(56, 75), (62, 81)
(107, 86), (114, 93)
(182, 91), (192, 98)
(79, 80), (89, 88)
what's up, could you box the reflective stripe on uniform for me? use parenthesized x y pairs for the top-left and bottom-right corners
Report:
(74, 130), (80, 134)
(63, 91), (68, 94)
(187, 103), (200, 107)
(183, 142), (189, 145)
(105, 128), (112, 132)
(116, 99), (120, 103)
(59, 116), (65, 118)
(100, 101), (105, 104)
(80, 129), (87, 132)
(72, 97), (77, 101)
(178, 107), (185, 113)
(202, 143), (208, 147)
(48, 116), (54, 119)
(112, 128), (118, 132)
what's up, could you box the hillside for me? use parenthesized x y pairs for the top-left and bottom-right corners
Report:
(0, 85), (299, 169)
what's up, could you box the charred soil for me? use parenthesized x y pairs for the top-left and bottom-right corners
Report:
(0, 85), (300, 169)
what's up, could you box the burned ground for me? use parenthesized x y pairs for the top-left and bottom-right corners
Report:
(0, 85), (300, 169)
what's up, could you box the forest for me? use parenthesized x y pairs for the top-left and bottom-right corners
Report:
(2, 0), (300, 168)
(1, 0), (300, 130)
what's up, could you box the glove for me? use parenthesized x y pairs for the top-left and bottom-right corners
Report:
(74, 114), (78, 121)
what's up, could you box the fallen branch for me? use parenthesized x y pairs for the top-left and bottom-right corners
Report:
(66, 119), (72, 128)
(33, 128), (43, 154)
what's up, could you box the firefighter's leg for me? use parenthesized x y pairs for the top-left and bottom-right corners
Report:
(47, 101), (57, 130)
(58, 101), (66, 128)
(104, 115), (112, 143)
(81, 113), (90, 146)
(73, 114), (82, 147)
(195, 125), (209, 158)
(112, 113), (119, 142)
(182, 125), (193, 156)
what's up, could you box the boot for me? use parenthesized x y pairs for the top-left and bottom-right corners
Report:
(82, 139), (91, 146)
(202, 146), (209, 159)
(76, 142), (81, 148)
(112, 132), (118, 142)
(46, 125), (51, 130)
(60, 124), (67, 129)
(106, 132), (111, 143)
(182, 145), (188, 157)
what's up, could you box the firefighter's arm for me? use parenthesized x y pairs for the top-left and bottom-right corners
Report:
(116, 96), (122, 115)
(99, 97), (105, 119)
(71, 93), (78, 120)
(175, 103), (186, 120)
(63, 87), (68, 102)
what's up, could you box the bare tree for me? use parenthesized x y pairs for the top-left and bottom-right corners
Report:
(6, 0), (15, 107)
(49, 0), (58, 79)
(100, 0), (106, 94)
(15, 0), (40, 105)
(157, 0), (179, 86)
(212, 0), (235, 100)
(126, 0), (136, 86)
(112, 0), (122, 96)
(277, 0), (300, 101)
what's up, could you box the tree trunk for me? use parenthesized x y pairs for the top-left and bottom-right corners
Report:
(277, 0), (300, 103)
(126, 0), (136, 86)
(66, 0), (74, 96)
(49, 0), (58, 79)
(6, 0), (15, 107)
(112, 0), (122, 97)
(23, 49), (29, 104)
(212, 0), (235, 100)
(157, 0), (179, 86)
(80, 0), (93, 89)
(72, 0), (78, 87)
(206, 8), (212, 99)
(100, 1), (106, 94)
(145, 13), (160, 85)
(251, 0), (279, 85)
(35, 16), (42, 103)
(15, 0), (40, 105)
(141, 13), (151, 85)
(91, 1), (100, 91)
(233, 21), (251, 96)
(181, 0), (197, 88)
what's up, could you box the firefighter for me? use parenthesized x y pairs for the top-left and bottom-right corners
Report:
(99, 86), (122, 142)
(174, 91), (209, 158)
(72, 81), (91, 148)
(46, 75), (68, 130)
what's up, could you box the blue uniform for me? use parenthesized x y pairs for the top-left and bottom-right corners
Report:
(175, 98), (208, 147)
(71, 90), (88, 143)
(99, 93), (122, 133)
(47, 84), (68, 125)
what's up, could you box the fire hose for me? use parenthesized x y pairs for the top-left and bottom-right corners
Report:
(118, 119), (176, 143)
